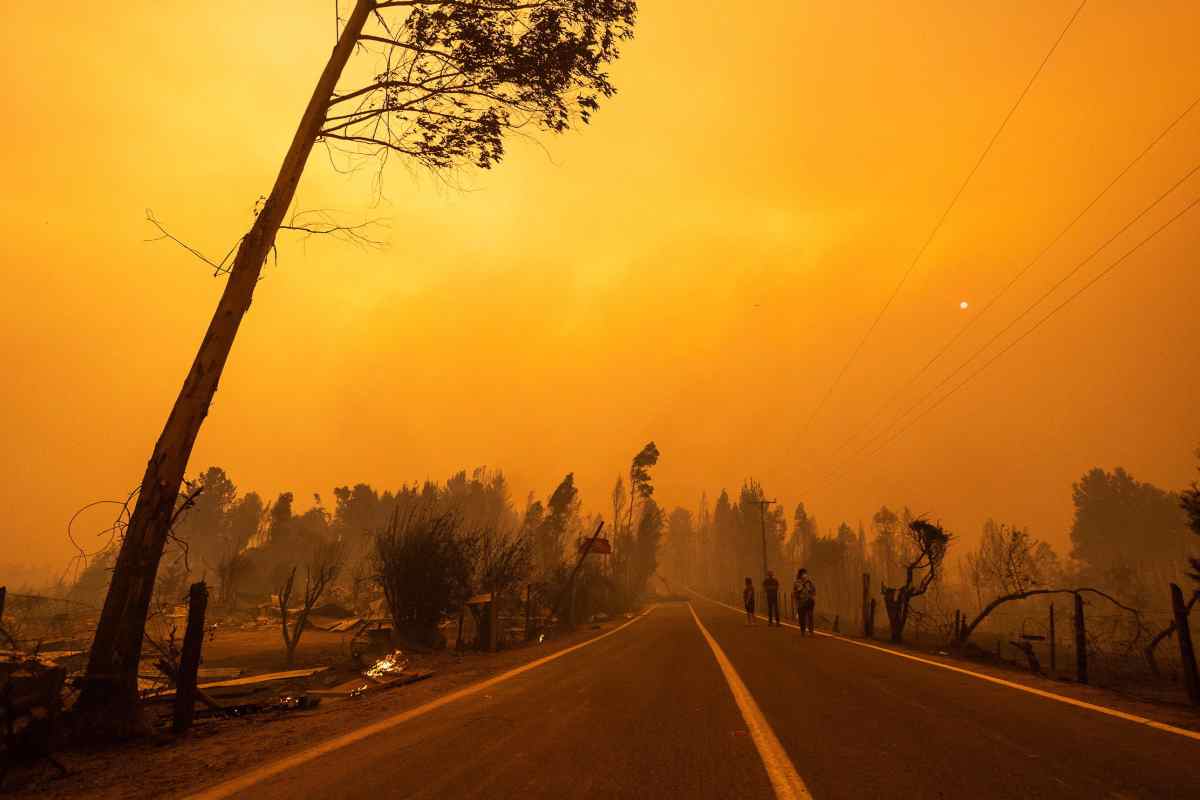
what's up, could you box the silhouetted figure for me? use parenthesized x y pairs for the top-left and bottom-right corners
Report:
(743, 577), (756, 624)
(794, 568), (816, 635)
(763, 570), (781, 626)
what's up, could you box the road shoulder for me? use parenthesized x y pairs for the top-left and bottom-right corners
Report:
(10, 615), (650, 800)
(689, 590), (1200, 738)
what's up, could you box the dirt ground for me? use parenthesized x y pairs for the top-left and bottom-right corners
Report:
(4, 621), (618, 799)
(197, 625), (357, 673)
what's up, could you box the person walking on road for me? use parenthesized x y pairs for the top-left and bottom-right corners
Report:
(742, 577), (756, 624)
(763, 570), (781, 626)
(794, 568), (816, 635)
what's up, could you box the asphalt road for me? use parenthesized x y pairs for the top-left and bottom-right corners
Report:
(199, 600), (1199, 799)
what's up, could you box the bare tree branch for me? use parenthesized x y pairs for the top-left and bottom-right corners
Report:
(145, 210), (242, 276)
(957, 586), (1146, 648)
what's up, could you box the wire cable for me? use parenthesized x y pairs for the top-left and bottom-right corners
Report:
(799, 0), (1090, 437)
(829, 91), (1200, 457)
(836, 156), (1200, 471)
(822, 183), (1200, 483)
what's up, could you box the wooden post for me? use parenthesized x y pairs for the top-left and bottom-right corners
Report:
(833, 614), (839, 633)
(1049, 602), (1056, 674)
(487, 591), (499, 652)
(525, 584), (534, 641)
(1170, 583), (1199, 705)
(1074, 592), (1088, 685)
(867, 598), (876, 638)
(0, 585), (6, 622)
(861, 574), (871, 637)
(173, 581), (208, 733)
(456, 608), (465, 652)
(953, 609), (961, 644)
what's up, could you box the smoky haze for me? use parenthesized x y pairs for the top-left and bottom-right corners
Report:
(1, 0), (1199, 583)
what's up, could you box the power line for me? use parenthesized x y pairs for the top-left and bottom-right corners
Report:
(832, 155), (1200, 471)
(828, 92), (1200, 458)
(799, 0), (1089, 437)
(823, 185), (1200, 483)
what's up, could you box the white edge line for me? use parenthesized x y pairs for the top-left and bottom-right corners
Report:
(689, 589), (1200, 743)
(185, 607), (657, 800)
(687, 602), (812, 800)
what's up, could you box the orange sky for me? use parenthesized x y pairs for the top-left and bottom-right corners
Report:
(2, 1), (1198, 578)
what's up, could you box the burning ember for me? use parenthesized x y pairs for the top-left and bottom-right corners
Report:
(364, 650), (408, 679)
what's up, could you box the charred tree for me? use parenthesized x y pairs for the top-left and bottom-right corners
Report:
(76, 0), (637, 734)
(279, 542), (343, 667)
(172, 581), (208, 733)
(880, 519), (951, 643)
(1170, 583), (1199, 705)
(1074, 592), (1088, 685)
(954, 587), (1141, 651)
(76, 2), (374, 733)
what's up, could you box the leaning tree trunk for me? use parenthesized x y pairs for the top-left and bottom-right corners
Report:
(75, 0), (373, 735)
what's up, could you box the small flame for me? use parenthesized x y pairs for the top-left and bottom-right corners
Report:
(365, 649), (408, 679)
(537, 633), (545, 644)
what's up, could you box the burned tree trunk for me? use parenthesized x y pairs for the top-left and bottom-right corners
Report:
(1170, 583), (1199, 706)
(861, 573), (871, 637)
(76, 1), (374, 735)
(1145, 589), (1198, 678)
(173, 582), (208, 733)
(279, 568), (299, 667)
(1074, 592), (1088, 685)
(881, 586), (910, 643)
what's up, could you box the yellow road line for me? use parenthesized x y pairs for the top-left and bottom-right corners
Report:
(186, 608), (657, 800)
(687, 603), (813, 800)
(690, 589), (1200, 743)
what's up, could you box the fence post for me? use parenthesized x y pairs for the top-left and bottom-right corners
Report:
(1073, 592), (1087, 685)
(489, 590), (500, 651)
(1049, 602), (1056, 674)
(525, 583), (533, 641)
(1170, 583), (1199, 706)
(867, 598), (876, 639)
(173, 581), (209, 733)
(861, 574), (871, 637)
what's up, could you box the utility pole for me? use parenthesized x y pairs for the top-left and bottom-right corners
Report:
(753, 499), (777, 577)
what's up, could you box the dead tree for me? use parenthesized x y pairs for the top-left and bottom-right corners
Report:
(77, 0), (638, 733)
(880, 519), (951, 643)
(172, 581), (208, 733)
(279, 542), (344, 667)
(955, 587), (1142, 650)
(1170, 583), (1199, 705)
